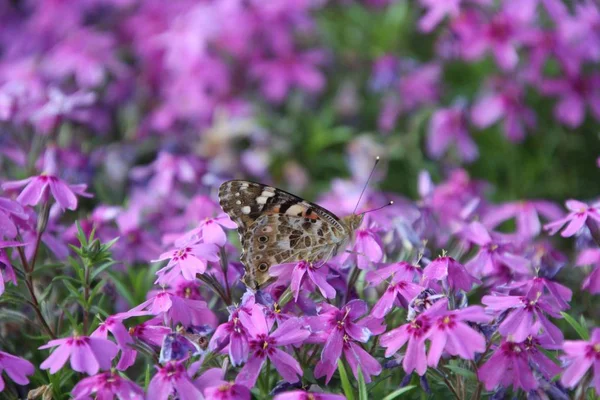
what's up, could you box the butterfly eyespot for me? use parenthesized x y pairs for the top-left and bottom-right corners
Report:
(254, 255), (261, 261)
(258, 236), (268, 243)
(258, 263), (268, 272)
(262, 226), (273, 233)
(258, 244), (267, 250)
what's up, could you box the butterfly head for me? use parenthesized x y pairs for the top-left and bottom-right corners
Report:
(343, 213), (364, 234)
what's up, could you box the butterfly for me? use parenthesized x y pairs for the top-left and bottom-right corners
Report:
(218, 180), (366, 290)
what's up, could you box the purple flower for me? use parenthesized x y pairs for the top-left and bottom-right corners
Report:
(560, 328), (600, 393)
(154, 242), (220, 283)
(190, 213), (238, 246)
(368, 263), (424, 318)
(541, 72), (600, 128)
(422, 256), (480, 292)
(483, 200), (563, 239)
(130, 317), (171, 348)
(544, 199), (600, 237)
(418, 0), (463, 32)
(3, 173), (91, 211)
(310, 300), (372, 383)
(470, 79), (536, 142)
(0, 350), (34, 392)
(0, 197), (27, 238)
(235, 314), (310, 387)
(0, 249), (18, 295)
(71, 371), (144, 400)
(274, 391), (345, 400)
(577, 249), (600, 294)
(478, 340), (537, 391)
(423, 300), (491, 366)
(427, 103), (478, 163)
(148, 360), (203, 400)
(347, 228), (383, 269)
(39, 335), (118, 375)
(130, 151), (200, 197)
(482, 288), (563, 344)
(130, 289), (213, 327)
(270, 261), (336, 301)
(203, 382), (251, 400)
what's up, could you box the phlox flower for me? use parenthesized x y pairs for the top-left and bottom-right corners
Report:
(482, 287), (563, 344)
(422, 256), (480, 292)
(2, 173), (91, 211)
(40, 335), (118, 375)
(427, 103), (478, 163)
(131, 289), (214, 327)
(577, 248), (600, 294)
(0, 248), (18, 295)
(541, 72), (600, 128)
(195, 368), (251, 399)
(477, 340), (537, 391)
(0, 197), (27, 238)
(235, 313), (310, 387)
(482, 200), (563, 238)
(544, 200), (600, 237)
(380, 301), (446, 375)
(367, 262), (424, 318)
(501, 276), (572, 311)
(129, 317), (171, 348)
(130, 151), (200, 197)
(347, 228), (383, 269)
(270, 261), (336, 301)
(424, 299), (491, 366)
(561, 328), (600, 393)
(154, 242), (220, 283)
(0, 350), (34, 392)
(190, 213), (238, 246)
(274, 391), (345, 400)
(311, 300), (375, 383)
(71, 371), (144, 400)
(147, 359), (203, 400)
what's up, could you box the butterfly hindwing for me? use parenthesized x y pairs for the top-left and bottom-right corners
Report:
(218, 179), (350, 289)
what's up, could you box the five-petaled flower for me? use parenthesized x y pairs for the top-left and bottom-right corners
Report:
(560, 328), (600, 393)
(39, 334), (118, 375)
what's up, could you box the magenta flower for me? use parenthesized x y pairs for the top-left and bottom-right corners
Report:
(418, 0), (463, 32)
(3, 173), (90, 211)
(71, 371), (144, 400)
(541, 72), (600, 128)
(154, 242), (220, 283)
(369, 264), (424, 318)
(270, 261), (336, 301)
(39, 335), (118, 375)
(380, 302), (444, 375)
(422, 256), (480, 292)
(209, 301), (259, 367)
(132, 289), (214, 327)
(274, 391), (345, 400)
(427, 103), (478, 163)
(471, 79), (536, 142)
(577, 248), (600, 294)
(0, 249), (18, 295)
(423, 300), (491, 366)
(147, 360), (203, 400)
(483, 200), (563, 239)
(0, 350), (34, 392)
(348, 228), (383, 269)
(129, 317), (171, 348)
(310, 300), (372, 383)
(482, 289), (563, 344)
(195, 366), (251, 399)
(478, 340), (537, 391)
(0, 197), (27, 238)
(235, 315), (310, 387)
(544, 200), (600, 237)
(561, 328), (600, 393)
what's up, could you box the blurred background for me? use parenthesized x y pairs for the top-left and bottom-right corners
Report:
(0, 0), (599, 214)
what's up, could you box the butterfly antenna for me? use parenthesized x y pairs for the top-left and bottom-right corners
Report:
(352, 156), (380, 215)
(359, 201), (394, 216)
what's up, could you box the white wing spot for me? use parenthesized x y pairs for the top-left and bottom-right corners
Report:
(235, 200), (241, 205)
(241, 206), (251, 214)
(261, 190), (275, 198)
(256, 196), (267, 204)
(235, 192), (240, 197)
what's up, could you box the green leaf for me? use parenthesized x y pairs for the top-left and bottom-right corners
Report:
(337, 360), (355, 400)
(106, 271), (136, 306)
(444, 364), (478, 381)
(381, 386), (417, 400)
(561, 311), (590, 340)
(91, 260), (118, 280)
(357, 367), (368, 400)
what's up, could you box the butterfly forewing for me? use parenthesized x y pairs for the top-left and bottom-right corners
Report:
(218, 180), (350, 289)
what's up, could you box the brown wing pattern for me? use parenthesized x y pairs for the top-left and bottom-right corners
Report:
(218, 180), (348, 289)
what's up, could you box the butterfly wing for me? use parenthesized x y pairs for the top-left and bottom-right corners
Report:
(218, 180), (349, 289)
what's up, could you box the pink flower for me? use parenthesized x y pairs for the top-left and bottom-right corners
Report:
(483, 200), (563, 239)
(202, 382), (251, 400)
(423, 300), (491, 366)
(577, 248), (600, 294)
(422, 256), (480, 292)
(368, 263), (424, 318)
(235, 315), (310, 387)
(427, 103), (478, 163)
(0, 248), (18, 295)
(71, 371), (144, 400)
(348, 228), (383, 269)
(192, 214), (238, 246)
(154, 242), (220, 283)
(0, 197), (28, 238)
(39, 335), (118, 375)
(270, 261), (336, 301)
(2, 173), (91, 211)
(274, 391), (345, 400)
(0, 350), (34, 392)
(129, 317), (171, 348)
(148, 360), (203, 400)
(418, 0), (462, 32)
(544, 200), (600, 237)
(131, 289), (214, 327)
(561, 328), (600, 393)
(478, 340), (537, 391)
(482, 288), (563, 344)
